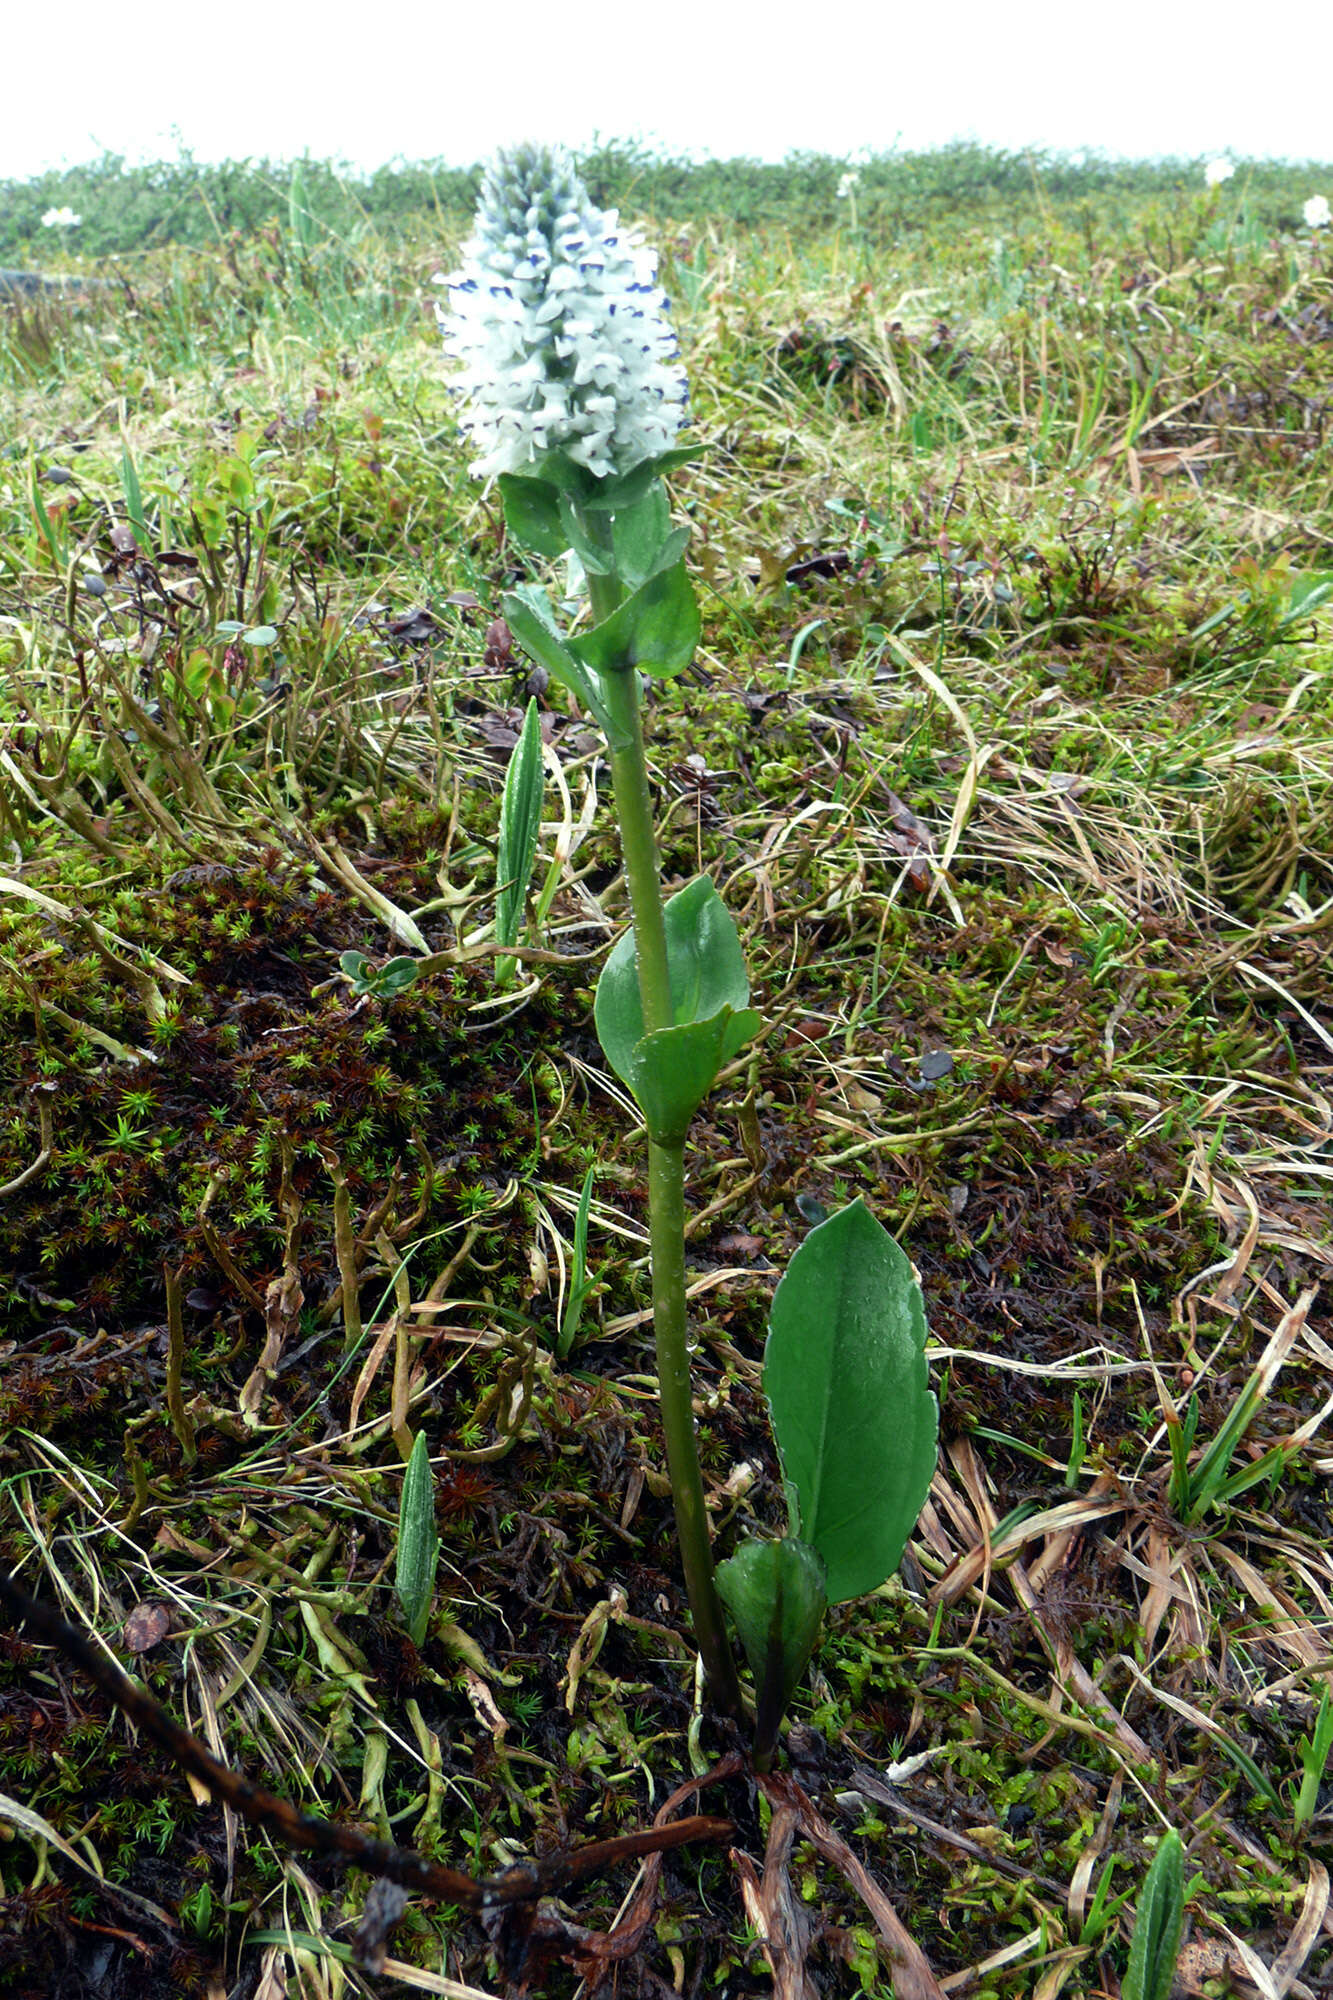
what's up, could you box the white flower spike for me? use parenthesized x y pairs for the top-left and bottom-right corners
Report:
(438, 144), (688, 482)
(41, 206), (81, 228)
(1204, 158), (1235, 189)
(1304, 194), (1331, 230)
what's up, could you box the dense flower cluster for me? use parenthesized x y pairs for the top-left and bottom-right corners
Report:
(1304, 194), (1331, 230)
(41, 206), (81, 228)
(438, 145), (688, 481)
(1204, 158), (1235, 188)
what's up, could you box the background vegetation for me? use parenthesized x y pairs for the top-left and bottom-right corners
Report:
(1, 143), (1331, 1999)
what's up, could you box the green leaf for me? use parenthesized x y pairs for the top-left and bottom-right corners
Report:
(716, 1536), (827, 1764)
(579, 446), (704, 511)
(494, 698), (545, 985)
(594, 876), (759, 1138)
(620, 1007), (762, 1144)
(1282, 572), (1333, 623)
(557, 1163), (600, 1357)
(374, 957), (419, 998)
(120, 440), (148, 549)
(395, 1431), (440, 1647)
(498, 474), (568, 558)
(570, 560), (700, 678)
(765, 1200), (937, 1605)
(607, 483), (690, 591)
(554, 493), (615, 575)
(1122, 1832), (1185, 2000)
(501, 587), (621, 744)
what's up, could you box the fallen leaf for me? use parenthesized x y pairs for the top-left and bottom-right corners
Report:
(122, 1601), (171, 1654)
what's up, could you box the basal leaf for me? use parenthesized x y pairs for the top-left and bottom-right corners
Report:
(716, 1536), (827, 1764)
(764, 1199), (937, 1605)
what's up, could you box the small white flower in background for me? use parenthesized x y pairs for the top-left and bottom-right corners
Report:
(438, 144), (688, 482)
(836, 172), (861, 201)
(41, 206), (81, 228)
(1304, 194), (1331, 229)
(1204, 158), (1235, 188)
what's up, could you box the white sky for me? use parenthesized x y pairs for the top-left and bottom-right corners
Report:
(5, 0), (1332, 180)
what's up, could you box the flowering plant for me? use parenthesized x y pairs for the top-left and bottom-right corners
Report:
(41, 206), (81, 229)
(439, 145), (688, 482)
(439, 148), (937, 1759)
(1204, 158), (1235, 189)
(1304, 194), (1331, 230)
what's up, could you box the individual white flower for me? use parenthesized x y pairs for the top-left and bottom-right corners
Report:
(438, 144), (688, 482)
(1304, 194), (1331, 229)
(836, 171), (861, 201)
(1204, 158), (1234, 188)
(41, 206), (81, 228)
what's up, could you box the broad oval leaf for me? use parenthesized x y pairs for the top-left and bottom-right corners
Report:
(595, 876), (753, 1084)
(622, 1007), (761, 1144)
(498, 473), (568, 558)
(765, 1199), (937, 1605)
(569, 559), (700, 678)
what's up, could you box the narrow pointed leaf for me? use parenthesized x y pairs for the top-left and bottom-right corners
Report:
(1122, 1831), (1185, 2000)
(494, 698), (545, 983)
(395, 1432), (441, 1647)
(765, 1200), (937, 1604)
(501, 588), (620, 743)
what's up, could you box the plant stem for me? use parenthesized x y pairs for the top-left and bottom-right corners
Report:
(595, 657), (742, 1720)
(647, 1137), (741, 1718)
(598, 670), (674, 1034)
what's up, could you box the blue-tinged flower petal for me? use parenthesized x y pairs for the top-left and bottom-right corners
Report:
(438, 143), (689, 480)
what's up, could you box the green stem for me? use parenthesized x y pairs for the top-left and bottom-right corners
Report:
(648, 1137), (741, 1718)
(591, 608), (741, 1719)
